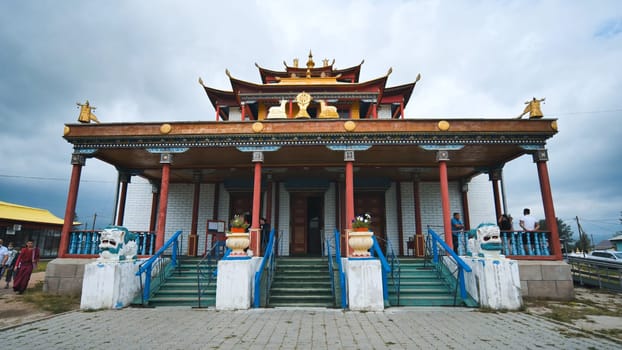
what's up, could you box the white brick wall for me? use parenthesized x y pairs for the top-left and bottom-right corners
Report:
(323, 183), (337, 255)
(466, 174), (496, 227)
(385, 182), (399, 251)
(277, 184), (290, 256)
(399, 181), (416, 254)
(418, 181), (463, 240)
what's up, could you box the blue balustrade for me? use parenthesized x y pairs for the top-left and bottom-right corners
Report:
(66, 229), (156, 256)
(526, 232), (533, 255)
(498, 230), (553, 257)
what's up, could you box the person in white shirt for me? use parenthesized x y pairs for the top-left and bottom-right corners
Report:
(519, 208), (540, 232)
(0, 239), (8, 278)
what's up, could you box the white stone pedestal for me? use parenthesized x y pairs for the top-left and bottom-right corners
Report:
(345, 259), (384, 311)
(80, 260), (141, 310)
(216, 257), (260, 310)
(463, 257), (522, 310)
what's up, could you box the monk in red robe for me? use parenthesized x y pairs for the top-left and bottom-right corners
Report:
(13, 239), (40, 294)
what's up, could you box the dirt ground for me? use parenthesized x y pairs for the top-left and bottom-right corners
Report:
(1, 273), (621, 339)
(0, 271), (51, 329)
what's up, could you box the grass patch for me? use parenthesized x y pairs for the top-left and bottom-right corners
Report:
(21, 281), (80, 314)
(35, 260), (49, 273)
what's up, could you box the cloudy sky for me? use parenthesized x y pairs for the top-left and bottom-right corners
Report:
(1, 1), (620, 243)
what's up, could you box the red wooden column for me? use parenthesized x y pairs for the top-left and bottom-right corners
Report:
(344, 150), (355, 257)
(344, 151), (355, 227)
(534, 149), (562, 260)
(437, 151), (453, 248)
(155, 153), (172, 251)
(59, 154), (85, 258)
(250, 151), (263, 255)
(116, 172), (131, 226)
(489, 168), (503, 221)
(241, 102), (246, 120)
(148, 182), (159, 233)
(188, 171), (202, 256)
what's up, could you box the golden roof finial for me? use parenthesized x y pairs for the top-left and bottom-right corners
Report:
(322, 58), (329, 67)
(306, 50), (315, 69)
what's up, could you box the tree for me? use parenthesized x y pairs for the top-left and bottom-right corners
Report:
(574, 233), (591, 253)
(538, 217), (574, 243)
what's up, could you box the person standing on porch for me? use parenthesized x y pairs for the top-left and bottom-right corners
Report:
(12, 239), (40, 294)
(451, 212), (464, 251)
(260, 217), (271, 254)
(519, 208), (540, 232)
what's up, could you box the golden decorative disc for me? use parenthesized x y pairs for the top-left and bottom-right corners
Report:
(437, 120), (450, 131)
(550, 120), (558, 131)
(252, 122), (264, 133)
(160, 123), (172, 134)
(344, 120), (357, 132)
(63, 126), (70, 136)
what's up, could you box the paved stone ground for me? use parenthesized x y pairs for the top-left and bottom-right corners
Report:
(1, 307), (620, 349)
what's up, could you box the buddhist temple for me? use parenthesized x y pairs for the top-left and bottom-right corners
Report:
(54, 52), (572, 308)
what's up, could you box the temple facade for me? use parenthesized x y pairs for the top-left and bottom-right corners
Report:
(57, 53), (569, 301)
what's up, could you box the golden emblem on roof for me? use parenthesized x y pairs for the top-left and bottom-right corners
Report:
(517, 97), (545, 119)
(76, 100), (100, 124)
(295, 92), (312, 118)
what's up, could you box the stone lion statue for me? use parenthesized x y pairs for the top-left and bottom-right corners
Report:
(98, 225), (138, 262)
(467, 223), (503, 259)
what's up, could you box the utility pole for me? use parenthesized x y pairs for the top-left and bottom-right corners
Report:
(575, 216), (589, 255)
(92, 212), (97, 231)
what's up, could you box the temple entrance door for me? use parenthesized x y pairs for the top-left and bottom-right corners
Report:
(290, 193), (324, 256)
(229, 192), (253, 224)
(354, 192), (386, 252)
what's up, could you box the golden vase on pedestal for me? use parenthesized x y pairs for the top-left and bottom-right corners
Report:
(348, 230), (373, 257)
(226, 232), (250, 256)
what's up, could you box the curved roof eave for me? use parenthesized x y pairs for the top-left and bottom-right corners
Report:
(383, 81), (417, 106)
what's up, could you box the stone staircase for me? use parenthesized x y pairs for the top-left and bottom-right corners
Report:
(268, 257), (335, 307)
(144, 257), (216, 307)
(388, 257), (470, 307)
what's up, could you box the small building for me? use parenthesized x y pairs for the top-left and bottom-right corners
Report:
(0, 201), (67, 257)
(609, 234), (622, 251)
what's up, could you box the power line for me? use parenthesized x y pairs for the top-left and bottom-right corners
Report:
(0, 174), (113, 184)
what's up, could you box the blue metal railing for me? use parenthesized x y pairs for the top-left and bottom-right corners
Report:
(334, 230), (347, 308)
(370, 236), (392, 304)
(196, 240), (228, 308)
(372, 236), (401, 305)
(135, 230), (183, 306)
(325, 232), (336, 305)
(68, 230), (156, 255)
(426, 227), (472, 304)
(253, 228), (277, 308)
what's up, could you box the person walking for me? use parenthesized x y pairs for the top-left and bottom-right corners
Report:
(4, 242), (18, 289)
(12, 239), (40, 294)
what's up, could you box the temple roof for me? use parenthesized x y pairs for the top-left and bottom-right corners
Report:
(228, 74), (389, 103)
(255, 59), (363, 84)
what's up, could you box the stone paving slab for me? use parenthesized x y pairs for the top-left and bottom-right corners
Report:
(1, 307), (620, 349)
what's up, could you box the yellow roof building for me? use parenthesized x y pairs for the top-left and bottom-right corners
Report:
(0, 201), (65, 225)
